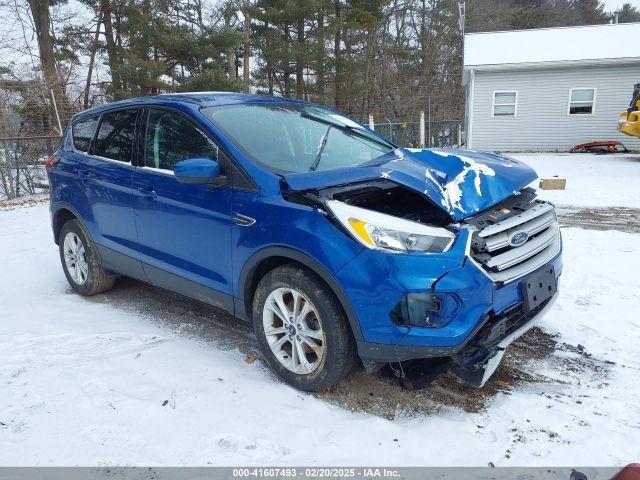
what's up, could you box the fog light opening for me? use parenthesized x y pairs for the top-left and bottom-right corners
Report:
(390, 292), (458, 328)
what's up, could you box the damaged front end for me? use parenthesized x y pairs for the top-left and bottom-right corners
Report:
(452, 291), (558, 387)
(282, 147), (539, 222)
(281, 148), (561, 389)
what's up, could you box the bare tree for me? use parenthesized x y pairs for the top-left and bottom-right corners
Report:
(26, 0), (68, 125)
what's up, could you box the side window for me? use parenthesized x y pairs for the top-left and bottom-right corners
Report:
(72, 117), (99, 152)
(145, 109), (218, 171)
(93, 109), (138, 162)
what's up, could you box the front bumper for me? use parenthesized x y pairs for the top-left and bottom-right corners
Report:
(339, 227), (562, 385)
(452, 292), (558, 387)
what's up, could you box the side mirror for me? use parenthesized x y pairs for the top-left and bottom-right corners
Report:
(174, 158), (223, 185)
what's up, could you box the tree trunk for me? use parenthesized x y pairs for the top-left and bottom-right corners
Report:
(283, 20), (291, 97)
(361, 26), (376, 116)
(27, 0), (67, 127)
(224, 8), (236, 80)
(100, 0), (124, 99)
(316, 7), (325, 103)
(243, 1), (251, 92)
(84, 12), (103, 109)
(333, 0), (341, 110)
(264, 20), (274, 94)
(194, 0), (203, 28)
(295, 12), (305, 99)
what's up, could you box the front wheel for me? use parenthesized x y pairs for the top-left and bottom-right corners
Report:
(252, 265), (357, 391)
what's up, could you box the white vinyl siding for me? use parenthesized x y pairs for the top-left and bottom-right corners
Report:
(493, 91), (517, 117)
(568, 88), (596, 115)
(468, 64), (640, 151)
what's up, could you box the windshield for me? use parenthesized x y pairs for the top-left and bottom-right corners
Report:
(204, 104), (394, 173)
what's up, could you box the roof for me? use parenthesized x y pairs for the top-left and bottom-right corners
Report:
(464, 22), (640, 71)
(73, 92), (306, 120)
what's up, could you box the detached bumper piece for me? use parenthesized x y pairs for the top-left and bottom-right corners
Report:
(452, 293), (558, 387)
(570, 140), (628, 154)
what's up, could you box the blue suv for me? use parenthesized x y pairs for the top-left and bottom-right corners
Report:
(47, 93), (562, 391)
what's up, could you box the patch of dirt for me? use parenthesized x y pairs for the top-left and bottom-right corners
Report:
(0, 195), (49, 210)
(89, 278), (259, 355)
(315, 326), (573, 418)
(83, 278), (613, 420)
(556, 206), (640, 234)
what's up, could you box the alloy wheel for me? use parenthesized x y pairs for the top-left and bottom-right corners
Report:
(63, 232), (88, 285)
(262, 287), (326, 375)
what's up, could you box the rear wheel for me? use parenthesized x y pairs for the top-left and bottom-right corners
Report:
(252, 264), (357, 391)
(59, 220), (116, 296)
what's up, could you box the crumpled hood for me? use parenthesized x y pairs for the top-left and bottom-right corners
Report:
(282, 148), (538, 221)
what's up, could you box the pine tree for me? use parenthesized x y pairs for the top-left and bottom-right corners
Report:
(615, 2), (640, 23)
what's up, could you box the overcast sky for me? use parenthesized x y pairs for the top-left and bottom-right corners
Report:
(603, 0), (640, 11)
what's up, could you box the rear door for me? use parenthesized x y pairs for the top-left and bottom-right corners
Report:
(60, 115), (101, 229)
(83, 108), (146, 280)
(132, 107), (233, 310)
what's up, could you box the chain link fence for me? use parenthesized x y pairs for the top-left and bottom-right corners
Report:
(0, 137), (56, 200)
(373, 120), (463, 148)
(0, 80), (63, 201)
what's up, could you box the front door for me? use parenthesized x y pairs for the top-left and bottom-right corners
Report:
(132, 107), (233, 311)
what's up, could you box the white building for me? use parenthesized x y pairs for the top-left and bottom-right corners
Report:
(463, 22), (640, 151)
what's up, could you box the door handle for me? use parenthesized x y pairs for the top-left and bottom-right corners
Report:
(138, 186), (157, 199)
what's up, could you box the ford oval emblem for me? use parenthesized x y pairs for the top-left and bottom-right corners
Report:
(509, 230), (529, 247)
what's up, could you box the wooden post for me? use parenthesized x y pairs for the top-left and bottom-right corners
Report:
(50, 89), (63, 135)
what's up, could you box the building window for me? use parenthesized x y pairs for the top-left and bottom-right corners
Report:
(568, 88), (596, 115)
(493, 91), (517, 117)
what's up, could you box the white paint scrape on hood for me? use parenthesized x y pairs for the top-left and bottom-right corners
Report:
(413, 149), (497, 214)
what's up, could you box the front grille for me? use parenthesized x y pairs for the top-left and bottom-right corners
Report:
(467, 197), (561, 283)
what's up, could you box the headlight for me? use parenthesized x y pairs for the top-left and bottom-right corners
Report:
(326, 200), (455, 253)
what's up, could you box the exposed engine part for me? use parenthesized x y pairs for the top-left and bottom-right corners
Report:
(285, 179), (453, 228)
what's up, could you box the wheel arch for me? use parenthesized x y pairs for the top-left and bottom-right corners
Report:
(237, 247), (363, 342)
(52, 204), (82, 245)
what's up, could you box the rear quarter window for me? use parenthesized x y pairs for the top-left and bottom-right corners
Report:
(72, 117), (99, 152)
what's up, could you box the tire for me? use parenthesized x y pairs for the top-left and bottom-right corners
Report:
(252, 264), (357, 391)
(58, 219), (116, 296)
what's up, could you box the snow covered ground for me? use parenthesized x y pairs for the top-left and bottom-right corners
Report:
(513, 153), (640, 208)
(1, 153), (639, 466)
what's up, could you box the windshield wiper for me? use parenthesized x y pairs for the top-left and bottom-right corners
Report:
(301, 108), (394, 149)
(308, 125), (332, 172)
